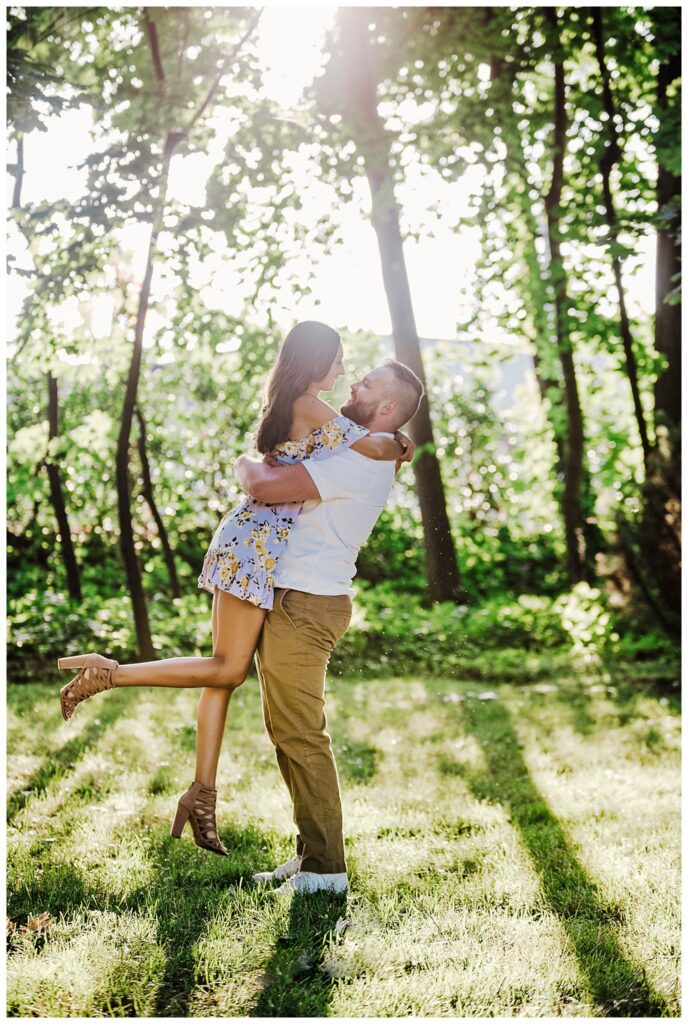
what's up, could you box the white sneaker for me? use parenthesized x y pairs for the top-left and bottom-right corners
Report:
(272, 870), (348, 895)
(252, 854), (302, 885)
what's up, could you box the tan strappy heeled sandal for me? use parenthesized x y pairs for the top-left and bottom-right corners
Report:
(171, 781), (228, 856)
(57, 653), (120, 721)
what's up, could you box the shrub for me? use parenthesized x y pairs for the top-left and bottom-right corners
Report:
(7, 580), (678, 685)
(8, 588), (212, 681)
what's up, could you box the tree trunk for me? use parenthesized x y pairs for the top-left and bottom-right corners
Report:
(46, 374), (82, 600)
(12, 135), (82, 600)
(510, 165), (567, 478)
(543, 9), (590, 584)
(487, 22), (586, 572)
(115, 140), (181, 659)
(337, 9), (463, 603)
(135, 405), (181, 599)
(590, 8), (653, 471)
(116, 13), (173, 659)
(11, 134), (24, 209)
(621, 5), (681, 636)
(366, 166), (464, 601)
(652, 7), (681, 460)
(116, 10), (261, 654)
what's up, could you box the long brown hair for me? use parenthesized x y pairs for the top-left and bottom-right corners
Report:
(254, 321), (341, 453)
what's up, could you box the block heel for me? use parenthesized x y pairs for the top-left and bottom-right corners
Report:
(170, 803), (190, 839)
(170, 782), (228, 855)
(57, 653), (119, 721)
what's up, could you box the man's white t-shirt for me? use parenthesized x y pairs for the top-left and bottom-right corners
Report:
(273, 435), (396, 597)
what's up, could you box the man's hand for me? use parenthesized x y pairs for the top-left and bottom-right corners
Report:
(233, 454), (251, 482)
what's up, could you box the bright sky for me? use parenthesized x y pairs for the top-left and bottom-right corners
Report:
(7, 7), (656, 348)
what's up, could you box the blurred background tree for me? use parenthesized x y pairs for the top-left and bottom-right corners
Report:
(6, 6), (680, 680)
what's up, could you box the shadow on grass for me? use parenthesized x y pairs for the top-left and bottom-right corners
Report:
(7, 810), (277, 1017)
(137, 823), (271, 1017)
(605, 674), (681, 722)
(7, 688), (138, 823)
(507, 673), (680, 742)
(460, 697), (669, 1018)
(249, 890), (347, 1017)
(548, 681), (599, 737)
(6, 861), (90, 923)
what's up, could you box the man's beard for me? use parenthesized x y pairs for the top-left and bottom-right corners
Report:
(340, 396), (377, 426)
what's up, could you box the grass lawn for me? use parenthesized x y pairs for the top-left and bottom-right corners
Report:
(6, 667), (681, 1018)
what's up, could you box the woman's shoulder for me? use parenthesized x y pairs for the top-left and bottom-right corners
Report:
(290, 394), (339, 437)
(292, 393), (338, 420)
(275, 397), (363, 460)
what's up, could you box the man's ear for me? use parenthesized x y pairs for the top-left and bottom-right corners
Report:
(380, 398), (396, 417)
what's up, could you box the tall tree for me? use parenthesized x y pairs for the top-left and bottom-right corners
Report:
(9, 121), (82, 601)
(542, 8), (590, 583)
(355, 6), (605, 585)
(471, 18), (570, 536)
(622, 5), (682, 633)
(651, 6), (681, 467)
(317, 8), (463, 603)
(116, 8), (263, 657)
(114, 120), (179, 655)
(134, 405), (180, 600)
(588, 7), (652, 471)
(46, 374), (82, 601)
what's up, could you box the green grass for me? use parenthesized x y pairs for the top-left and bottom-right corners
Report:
(6, 669), (680, 1017)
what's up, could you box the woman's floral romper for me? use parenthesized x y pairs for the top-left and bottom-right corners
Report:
(197, 415), (369, 611)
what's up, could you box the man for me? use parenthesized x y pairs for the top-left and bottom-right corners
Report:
(233, 359), (424, 894)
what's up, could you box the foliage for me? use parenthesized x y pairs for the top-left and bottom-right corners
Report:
(8, 576), (677, 688)
(329, 581), (678, 682)
(6, 5), (681, 665)
(8, 586), (212, 680)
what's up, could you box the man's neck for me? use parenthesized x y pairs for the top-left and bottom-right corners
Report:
(363, 417), (394, 434)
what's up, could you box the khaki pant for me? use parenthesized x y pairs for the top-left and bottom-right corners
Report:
(254, 587), (352, 874)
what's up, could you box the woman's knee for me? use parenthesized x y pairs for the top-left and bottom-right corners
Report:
(209, 656), (249, 689)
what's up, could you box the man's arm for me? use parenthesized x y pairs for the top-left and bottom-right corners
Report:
(234, 455), (322, 503)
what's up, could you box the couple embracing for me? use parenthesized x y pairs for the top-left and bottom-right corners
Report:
(57, 321), (424, 895)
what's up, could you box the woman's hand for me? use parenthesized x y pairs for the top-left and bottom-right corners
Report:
(394, 430), (415, 464)
(262, 453), (281, 467)
(350, 434), (401, 460)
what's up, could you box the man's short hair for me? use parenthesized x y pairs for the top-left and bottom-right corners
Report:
(383, 359), (424, 427)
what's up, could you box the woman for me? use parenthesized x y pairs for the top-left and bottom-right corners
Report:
(57, 321), (411, 854)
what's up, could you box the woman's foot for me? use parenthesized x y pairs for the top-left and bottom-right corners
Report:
(57, 653), (119, 721)
(171, 781), (228, 855)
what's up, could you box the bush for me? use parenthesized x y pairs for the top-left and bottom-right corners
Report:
(7, 580), (678, 685)
(329, 582), (679, 681)
(8, 588), (212, 681)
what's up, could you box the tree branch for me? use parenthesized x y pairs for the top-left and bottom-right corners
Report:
(590, 9), (622, 173)
(187, 8), (264, 133)
(134, 404), (181, 598)
(31, 7), (107, 49)
(12, 135), (24, 209)
(144, 9), (165, 83)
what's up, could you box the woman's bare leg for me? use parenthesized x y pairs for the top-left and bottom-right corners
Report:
(194, 590), (238, 788)
(60, 591), (266, 690)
